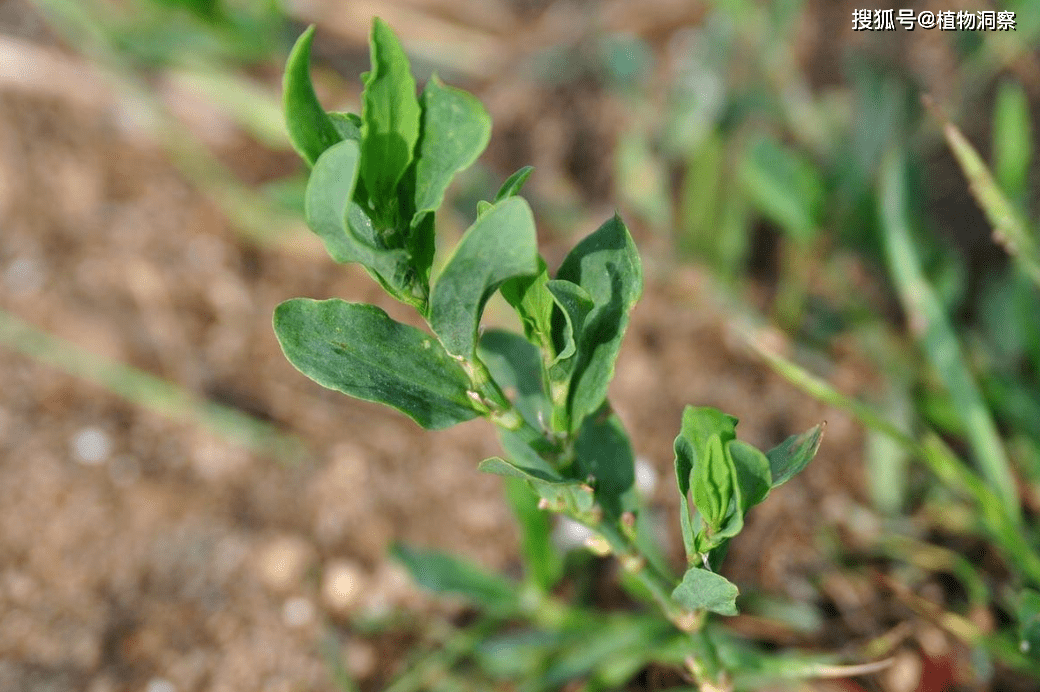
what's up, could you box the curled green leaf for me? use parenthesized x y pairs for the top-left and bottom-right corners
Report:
(555, 214), (642, 432)
(414, 76), (492, 222)
(431, 197), (539, 358)
(494, 166), (535, 201)
(765, 423), (824, 488)
(283, 25), (343, 166)
(361, 17), (421, 220)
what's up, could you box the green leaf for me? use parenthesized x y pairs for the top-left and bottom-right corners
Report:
(503, 477), (562, 591)
(942, 119), (1040, 287)
(546, 279), (593, 365)
(672, 567), (739, 616)
(728, 440), (771, 512)
(501, 259), (554, 352)
(480, 456), (596, 518)
(692, 434), (736, 534)
(494, 166), (534, 201)
(1019, 589), (1040, 658)
(555, 214), (642, 431)
(283, 25), (343, 166)
(541, 616), (673, 687)
(360, 18), (421, 218)
(304, 140), (415, 297)
(328, 111), (361, 141)
(390, 543), (518, 612)
(674, 407), (739, 560)
(740, 135), (823, 244)
(273, 299), (478, 429)
(479, 455), (561, 483)
(430, 197), (539, 358)
(404, 75), (490, 288)
(766, 423), (824, 488)
(573, 406), (637, 520)
(993, 80), (1032, 205)
(880, 150), (1021, 520)
(478, 329), (550, 428)
(413, 75), (491, 221)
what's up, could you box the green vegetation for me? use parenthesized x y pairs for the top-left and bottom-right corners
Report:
(276, 19), (827, 690)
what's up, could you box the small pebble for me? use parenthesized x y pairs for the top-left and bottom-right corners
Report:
(145, 679), (176, 692)
(321, 560), (365, 614)
(71, 427), (111, 465)
(635, 456), (658, 496)
(552, 516), (594, 552)
(4, 256), (44, 295)
(257, 535), (313, 593)
(282, 596), (315, 628)
(884, 649), (922, 692)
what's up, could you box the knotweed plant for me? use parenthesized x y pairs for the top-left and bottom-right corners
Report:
(275, 19), (823, 690)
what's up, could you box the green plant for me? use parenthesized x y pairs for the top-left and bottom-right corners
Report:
(275, 19), (829, 690)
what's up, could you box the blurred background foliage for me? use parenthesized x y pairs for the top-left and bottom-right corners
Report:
(5, 0), (1040, 689)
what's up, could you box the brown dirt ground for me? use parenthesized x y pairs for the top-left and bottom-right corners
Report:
(0, 1), (1020, 691)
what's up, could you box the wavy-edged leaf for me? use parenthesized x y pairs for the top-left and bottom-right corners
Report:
(283, 25), (343, 166)
(431, 197), (539, 358)
(360, 18), (421, 218)
(304, 140), (412, 287)
(766, 423), (824, 488)
(273, 299), (478, 429)
(672, 567), (739, 616)
(555, 214), (642, 431)
(546, 279), (593, 365)
(414, 76), (491, 221)
(390, 543), (518, 612)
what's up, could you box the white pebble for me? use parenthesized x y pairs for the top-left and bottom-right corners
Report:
(256, 535), (313, 593)
(72, 427), (111, 465)
(4, 256), (44, 295)
(321, 560), (365, 614)
(145, 679), (176, 692)
(282, 596), (315, 628)
(635, 456), (658, 496)
(551, 516), (594, 552)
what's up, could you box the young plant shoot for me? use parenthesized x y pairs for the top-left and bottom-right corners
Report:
(275, 19), (823, 689)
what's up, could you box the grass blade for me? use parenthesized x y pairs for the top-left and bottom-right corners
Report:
(879, 149), (1020, 523)
(937, 108), (1040, 287)
(746, 331), (1040, 585)
(0, 308), (307, 463)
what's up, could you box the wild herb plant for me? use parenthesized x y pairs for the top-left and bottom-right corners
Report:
(275, 19), (823, 689)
